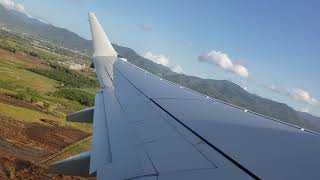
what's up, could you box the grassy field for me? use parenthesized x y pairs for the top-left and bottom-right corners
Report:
(0, 56), (95, 115)
(0, 44), (97, 113)
(0, 103), (91, 133)
(0, 30), (97, 174)
(0, 59), (58, 93)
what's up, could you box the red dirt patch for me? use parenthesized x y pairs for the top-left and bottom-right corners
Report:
(0, 115), (89, 162)
(24, 122), (88, 151)
(0, 115), (93, 179)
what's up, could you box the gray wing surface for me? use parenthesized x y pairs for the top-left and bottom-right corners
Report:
(49, 13), (320, 180)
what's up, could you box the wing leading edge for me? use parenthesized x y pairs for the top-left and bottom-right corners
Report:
(49, 12), (320, 180)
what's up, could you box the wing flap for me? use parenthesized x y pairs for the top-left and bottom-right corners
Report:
(48, 151), (93, 177)
(66, 107), (94, 123)
(90, 92), (112, 174)
(98, 87), (157, 179)
(112, 56), (320, 179)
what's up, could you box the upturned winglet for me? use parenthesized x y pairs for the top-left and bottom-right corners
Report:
(88, 12), (117, 57)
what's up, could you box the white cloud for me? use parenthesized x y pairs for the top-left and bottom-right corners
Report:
(198, 50), (249, 78)
(0, 0), (15, 9)
(1, 0), (14, 7)
(0, 0), (31, 17)
(15, 3), (26, 14)
(143, 51), (185, 74)
(289, 88), (319, 106)
(143, 51), (170, 66)
(232, 64), (249, 78)
(172, 65), (184, 74)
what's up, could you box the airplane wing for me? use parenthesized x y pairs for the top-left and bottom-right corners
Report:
(49, 13), (320, 180)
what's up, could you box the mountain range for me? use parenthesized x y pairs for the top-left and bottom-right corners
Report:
(1, 4), (319, 132)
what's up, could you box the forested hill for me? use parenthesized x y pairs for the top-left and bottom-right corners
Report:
(0, 4), (92, 54)
(112, 44), (316, 131)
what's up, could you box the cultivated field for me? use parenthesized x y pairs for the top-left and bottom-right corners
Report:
(0, 31), (96, 179)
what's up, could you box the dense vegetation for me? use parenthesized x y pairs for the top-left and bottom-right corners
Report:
(29, 64), (97, 88)
(0, 30), (97, 114)
(53, 88), (94, 106)
(10, 88), (41, 103)
(27, 63), (97, 107)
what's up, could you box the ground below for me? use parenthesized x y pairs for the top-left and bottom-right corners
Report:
(0, 95), (93, 180)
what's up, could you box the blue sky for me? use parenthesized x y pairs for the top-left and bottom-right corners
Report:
(6, 0), (320, 116)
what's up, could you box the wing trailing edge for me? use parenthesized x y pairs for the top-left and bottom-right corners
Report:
(66, 106), (94, 123)
(48, 151), (95, 177)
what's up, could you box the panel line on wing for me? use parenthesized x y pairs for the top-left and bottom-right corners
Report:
(113, 65), (260, 180)
(117, 60), (320, 136)
(149, 99), (260, 180)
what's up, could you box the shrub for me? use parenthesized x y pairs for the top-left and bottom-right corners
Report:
(29, 51), (38, 57)
(6, 88), (41, 103)
(54, 88), (94, 106)
(43, 101), (50, 110)
(15, 91), (28, 101)
(29, 65), (97, 88)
